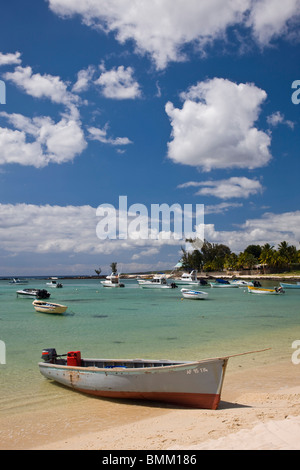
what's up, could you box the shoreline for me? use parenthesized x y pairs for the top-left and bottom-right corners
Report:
(2, 356), (299, 450)
(33, 358), (300, 451)
(2, 273), (300, 281)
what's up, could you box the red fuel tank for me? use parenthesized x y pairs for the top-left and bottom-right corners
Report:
(67, 351), (81, 366)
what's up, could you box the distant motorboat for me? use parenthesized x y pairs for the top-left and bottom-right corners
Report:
(17, 288), (50, 299)
(33, 300), (67, 314)
(101, 272), (124, 288)
(280, 282), (300, 289)
(181, 288), (208, 300)
(231, 280), (254, 287)
(175, 270), (200, 286)
(9, 278), (28, 285)
(46, 278), (63, 288)
(247, 286), (285, 295)
(138, 274), (173, 289)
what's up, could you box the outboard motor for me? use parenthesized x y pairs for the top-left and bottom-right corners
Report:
(37, 289), (50, 299)
(41, 348), (57, 363)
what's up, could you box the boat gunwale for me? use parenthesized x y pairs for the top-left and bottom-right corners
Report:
(38, 356), (229, 373)
(247, 286), (281, 293)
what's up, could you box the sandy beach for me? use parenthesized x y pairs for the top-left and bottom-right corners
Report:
(2, 355), (298, 451)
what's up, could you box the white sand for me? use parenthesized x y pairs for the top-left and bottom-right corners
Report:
(28, 359), (300, 451)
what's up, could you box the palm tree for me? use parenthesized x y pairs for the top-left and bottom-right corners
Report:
(259, 244), (274, 272)
(95, 267), (102, 277)
(110, 262), (117, 274)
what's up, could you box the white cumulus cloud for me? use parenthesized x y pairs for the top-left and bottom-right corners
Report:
(0, 51), (22, 66)
(4, 65), (78, 108)
(47, 0), (300, 69)
(0, 111), (86, 167)
(88, 125), (132, 146)
(178, 177), (263, 199)
(95, 65), (141, 99)
(166, 78), (271, 171)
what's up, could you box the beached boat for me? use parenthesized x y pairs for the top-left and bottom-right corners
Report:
(247, 286), (285, 295)
(138, 274), (174, 289)
(280, 282), (300, 289)
(46, 278), (63, 288)
(181, 288), (208, 300)
(101, 272), (125, 288)
(38, 348), (229, 409)
(174, 270), (200, 286)
(17, 288), (50, 299)
(33, 300), (68, 314)
(9, 278), (28, 285)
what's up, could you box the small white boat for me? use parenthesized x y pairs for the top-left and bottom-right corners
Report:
(33, 300), (68, 314)
(280, 282), (300, 289)
(17, 288), (50, 299)
(9, 278), (28, 285)
(175, 270), (200, 286)
(46, 278), (63, 288)
(210, 280), (239, 288)
(138, 274), (172, 289)
(247, 286), (285, 295)
(101, 272), (124, 288)
(231, 280), (254, 287)
(181, 288), (208, 299)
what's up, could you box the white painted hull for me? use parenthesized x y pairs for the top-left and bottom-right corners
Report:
(247, 287), (284, 295)
(101, 281), (122, 287)
(33, 300), (67, 314)
(139, 283), (171, 289)
(181, 288), (208, 299)
(210, 283), (238, 288)
(39, 353), (229, 409)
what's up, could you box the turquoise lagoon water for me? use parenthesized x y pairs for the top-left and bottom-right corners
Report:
(0, 277), (300, 419)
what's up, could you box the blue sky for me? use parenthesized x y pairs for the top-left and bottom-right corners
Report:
(0, 0), (300, 276)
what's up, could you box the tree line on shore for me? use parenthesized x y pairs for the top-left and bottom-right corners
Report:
(181, 240), (300, 273)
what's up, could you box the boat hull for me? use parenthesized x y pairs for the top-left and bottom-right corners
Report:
(17, 289), (50, 299)
(174, 281), (200, 286)
(247, 287), (283, 295)
(39, 356), (228, 409)
(139, 284), (171, 289)
(210, 283), (238, 288)
(101, 282), (123, 287)
(181, 289), (208, 299)
(280, 282), (300, 289)
(33, 300), (67, 314)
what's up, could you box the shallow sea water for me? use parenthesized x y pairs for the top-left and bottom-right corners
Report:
(0, 277), (299, 448)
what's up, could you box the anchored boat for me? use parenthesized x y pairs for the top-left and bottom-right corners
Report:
(210, 280), (239, 288)
(101, 272), (125, 288)
(138, 274), (175, 289)
(247, 286), (285, 295)
(175, 270), (200, 286)
(17, 288), (50, 299)
(33, 300), (68, 314)
(280, 282), (300, 289)
(46, 277), (63, 288)
(181, 288), (208, 299)
(38, 348), (229, 409)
